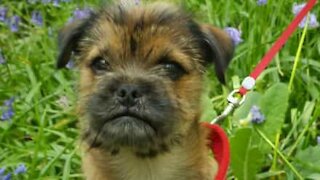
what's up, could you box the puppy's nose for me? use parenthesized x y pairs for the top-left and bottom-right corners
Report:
(116, 84), (142, 107)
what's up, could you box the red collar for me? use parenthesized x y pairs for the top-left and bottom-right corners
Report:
(202, 123), (230, 180)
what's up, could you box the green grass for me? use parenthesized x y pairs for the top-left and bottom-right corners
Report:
(0, 0), (319, 179)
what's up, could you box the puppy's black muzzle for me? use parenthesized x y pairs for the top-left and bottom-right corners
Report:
(115, 83), (143, 108)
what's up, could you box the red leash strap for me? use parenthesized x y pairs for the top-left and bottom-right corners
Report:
(239, 0), (317, 95)
(203, 123), (230, 180)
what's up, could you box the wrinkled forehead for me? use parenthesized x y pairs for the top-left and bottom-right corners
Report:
(78, 4), (203, 67)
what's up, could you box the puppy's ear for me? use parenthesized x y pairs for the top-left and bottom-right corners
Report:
(200, 24), (234, 84)
(57, 18), (93, 69)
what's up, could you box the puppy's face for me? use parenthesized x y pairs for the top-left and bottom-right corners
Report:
(57, 3), (233, 157)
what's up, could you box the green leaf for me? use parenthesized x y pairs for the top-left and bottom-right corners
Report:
(293, 146), (320, 178)
(233, 83), (289, 155)
(230, 128), (264, 180)
(253, 83), (289, 153)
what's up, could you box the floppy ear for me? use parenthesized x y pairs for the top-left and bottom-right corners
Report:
(200, 24), (234, 84)
(57, 18), (93, 69)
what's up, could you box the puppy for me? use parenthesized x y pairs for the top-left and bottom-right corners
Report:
(57, 2), (233, 180)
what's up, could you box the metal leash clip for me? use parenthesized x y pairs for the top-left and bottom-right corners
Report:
(211, 89), (246, 124)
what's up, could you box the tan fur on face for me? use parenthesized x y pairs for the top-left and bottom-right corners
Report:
(57, 2), (234, 180)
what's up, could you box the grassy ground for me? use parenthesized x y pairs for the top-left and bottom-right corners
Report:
(0, 0), (319, 179)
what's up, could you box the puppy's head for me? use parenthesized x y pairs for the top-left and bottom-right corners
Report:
(57, 3), (233, 157)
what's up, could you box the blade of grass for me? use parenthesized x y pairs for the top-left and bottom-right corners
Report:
(39, 139), (76, 177)
(288, 15), (309, 92)
(255, 128), (303, 180)
(62, 148), (77, 180)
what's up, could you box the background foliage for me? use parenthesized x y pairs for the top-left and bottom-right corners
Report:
(0, 0), (319, 179)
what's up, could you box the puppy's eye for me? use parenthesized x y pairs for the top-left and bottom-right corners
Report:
(161, 62), (186, 80)
(90, 57), (109, 74)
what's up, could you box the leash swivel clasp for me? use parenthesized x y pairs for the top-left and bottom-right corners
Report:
(211, 89), (246, 124)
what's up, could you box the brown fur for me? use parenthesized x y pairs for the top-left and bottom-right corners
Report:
(57, 2), (233, 180)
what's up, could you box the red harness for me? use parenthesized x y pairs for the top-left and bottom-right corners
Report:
(203, 123), (230, 180)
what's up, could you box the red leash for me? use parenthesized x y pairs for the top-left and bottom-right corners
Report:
(206, 0), (318, 179)
(239, 0), (317, 95)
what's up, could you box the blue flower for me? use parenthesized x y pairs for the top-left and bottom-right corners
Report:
(292, 3), (319, 29)
(14, 164), (27, 175)
(2, 173), (11, 180)
(68, 8), (92, 23)
(250, 105), (265, 124)
(257, 0), (267, 6)
(73, 8), (92, 19)
(224, 27), (243, 46)
(31, 11), (43, 26)
(292, 3), (306, 15)
(0, 50), (5, 64)
(1, 107), (14, 121)
(66, 60), (74, 69)
(42, 0), (51, 4)
(4, 97), (14, 107)
(317, 136), (320, 145)
(299, 13), (319, 29)
(52, 0), (60, 6)
(9, 15), (20, 32)
(1, 97), (15, 121)
(0, 167), (5, 175)
(0, 6), (8, 22)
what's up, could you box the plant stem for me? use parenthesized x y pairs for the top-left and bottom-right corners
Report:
(271, 133), (280, 171)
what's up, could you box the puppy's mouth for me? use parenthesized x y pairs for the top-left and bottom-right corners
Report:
(107, 111), (156, 130)
(85, 110), (159, 150)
